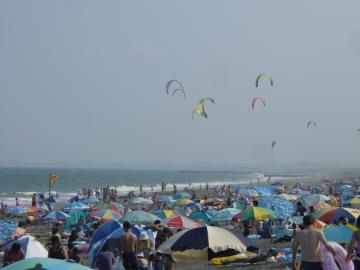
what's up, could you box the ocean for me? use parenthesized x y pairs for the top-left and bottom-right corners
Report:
(0, 167), (258, 205)
(0, 167), (306, 206)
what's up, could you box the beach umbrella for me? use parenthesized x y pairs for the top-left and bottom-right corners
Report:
(4, 235), (48, 258)
(93, 202), (112, 210)
(69, 194), (86, 202)
(153, 209), (176, 220)
(89, 220), (122, 249)
(188, 211), (212, 225)
(185, 202), (203, 212)
(237, 189), (259, 198)
(324, 225), (355, 243)
(313, 201), (330, 210)
(271, 181), (284, 186)
(312, 207), (334, 219)
(278, 194), (297, 201)
(176, 199), (193, 206)
(340, 185), (353, 193)
(163, 216), (202, 229)
(90, 209), (122, 221)
(345, 197), (360, 205)
(311, 186), (322, 194)
(4, 206), (28, 215)
(122, 210), (159, 225)
(130, 197), (153, 205)
(111, 202), (125, 214)
(0, 220), (17, 244)
(301, 194), (330, 208)
(158, 195), (174, 202)
(203, 198), (224, 206)
(44, 211), (70, 221)
(314, 219), (327, 230)
(158, 226), (246, 261)
(81, 195), (100, 204)
(211, 208), (241, 222)
(2, 257), (92, 270)
(26, 207), (42, 213)
(64, 202), (89, 211)
(318, 207), (360, 224)
(258, 195), (294, 220)
(173, 192), (191, 199)
(233, 206), (277, 221)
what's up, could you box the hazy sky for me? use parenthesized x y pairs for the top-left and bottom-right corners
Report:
(1, 0), (360, 167)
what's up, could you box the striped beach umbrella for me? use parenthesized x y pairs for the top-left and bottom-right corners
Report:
(312, 207), (335, 219)
(318, 207), (360, 224)
(44, 211), (70, 221)
(2, 257), (92, 270)
(158, 226), (246, 261)
(163, 216), (202, 229)
(233, 206), (277, 221)
(153, 209), (176, 220)
(90, 209), (122, 221)
(176, 199), (193, 206)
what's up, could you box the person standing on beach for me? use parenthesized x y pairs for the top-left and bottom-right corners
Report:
(292, 215), (336, 270)
(120, 221), (138, 270)
(15, 198), (19, 206)
(346, 216), (360, 268)
(31, 193), (36, 208)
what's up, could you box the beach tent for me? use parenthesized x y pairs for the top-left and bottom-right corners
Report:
(318, 207), (360, 224)
(174, 192), (191, 199)
(188, 211), (212, 225)
(259, 195), (294, 220)
(4, 235), (47, 258)
(2, 257), (92, 270)
(324, 225), (354, 244)
(233, 206), (277, 221)
(64, 202), (89, 211)
(211, 208), (241, 222)
(89, 220), (121, 250)
(153, 209), (176, 220)
(252, 186), (275, 196)
(44, 211), (70, 221)
(90, 209), (122, 221)
(158, 226), (246, 261)
(122, 210), (159, 225)
(163, 216), (202, 229)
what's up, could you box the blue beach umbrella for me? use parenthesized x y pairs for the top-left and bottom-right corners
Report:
(44, 211), (70, 221)
(64, 202), (89, 211)
(0, 220), (17, 243)
(158, 195), (174, 202)
(2, 257), (92, 270)
(89, 220), (122, 249)
(211, 208), (241, 222)
(174, 192), (191, 199)
(324, 225), (354, 244)
(259, 195), (294, 219)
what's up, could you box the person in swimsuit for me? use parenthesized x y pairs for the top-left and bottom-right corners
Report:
(347, 216), (360, 269)
(120, 221), (138, 270)
(292, 215), (336, 270)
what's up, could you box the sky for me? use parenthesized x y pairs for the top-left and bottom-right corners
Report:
(1, 0), (360, 168)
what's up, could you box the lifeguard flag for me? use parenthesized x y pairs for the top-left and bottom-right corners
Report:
(48, 173), (57, 184)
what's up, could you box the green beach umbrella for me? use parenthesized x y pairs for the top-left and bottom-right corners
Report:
(2, 257), (92, 270)
(234, 206), (277, 221)
(122, 210), (159, 225)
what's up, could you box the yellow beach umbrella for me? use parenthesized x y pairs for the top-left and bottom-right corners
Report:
(176, 199), (193, 206)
